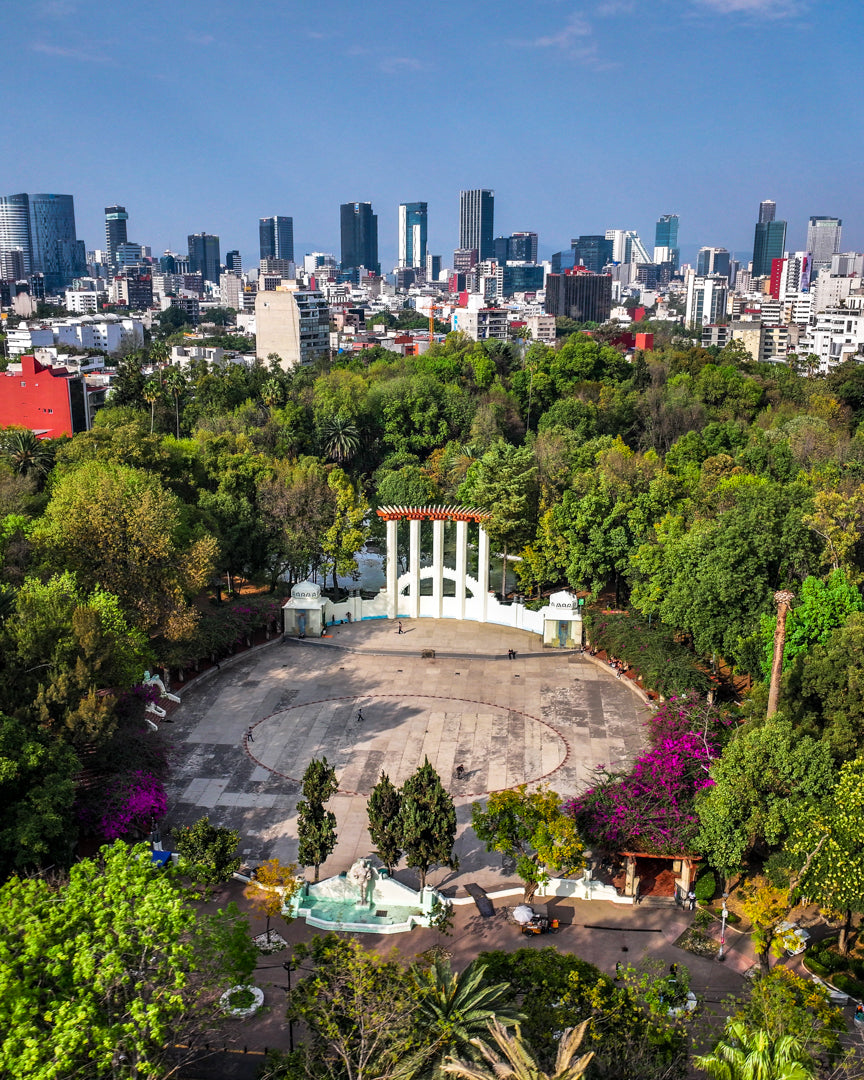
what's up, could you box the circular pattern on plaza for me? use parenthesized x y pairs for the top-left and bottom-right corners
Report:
(246, 694), (569, 797)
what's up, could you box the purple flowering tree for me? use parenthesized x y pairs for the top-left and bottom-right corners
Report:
(565, 694), (732, 854)
(79, 770), (167, 841)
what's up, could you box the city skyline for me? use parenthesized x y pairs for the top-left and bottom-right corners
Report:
(4, 0), (863, 270)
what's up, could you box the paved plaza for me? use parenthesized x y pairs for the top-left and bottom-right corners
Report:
(165, 618), (651, 889)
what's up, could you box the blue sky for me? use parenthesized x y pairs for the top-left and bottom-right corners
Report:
(6, 0), (862, 271)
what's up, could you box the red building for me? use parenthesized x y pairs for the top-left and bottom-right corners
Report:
(0, 354), (93, 437)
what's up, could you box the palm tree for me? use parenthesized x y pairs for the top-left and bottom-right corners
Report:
(142, 378), (163, 435)
(149, 339), (170, 366)
(161, 366), (186, 439)
(411, 957), (521, 1073)
(443, 1018), (593, 1080)
(693, 1021), (813, 1080)
(321, 414), (360, 464)
(5, 429), (55, 481)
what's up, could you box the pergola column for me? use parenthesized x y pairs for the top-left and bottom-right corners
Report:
(478, 525), (490, 622)
(386, 518), (398, 620)
(409, 518), (421, 619)
(454, 519), (468, 620)
(431, 518), (444, 618)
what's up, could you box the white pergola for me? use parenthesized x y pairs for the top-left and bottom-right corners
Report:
(376, 504), (493, 621)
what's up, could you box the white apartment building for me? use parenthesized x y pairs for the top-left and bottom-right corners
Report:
(701, 320), (788, 363)
(451, 306), (508, 341)
(219, 272), (243, 310)
(524, 314), (556, 344)
(685, 274), (729, 327)
(255, 283), (330, 369)
(804, 308), (864, 371)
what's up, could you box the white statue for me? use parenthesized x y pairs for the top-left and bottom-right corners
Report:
(348, 858), (374, 907)
(143, 670), (181, 704)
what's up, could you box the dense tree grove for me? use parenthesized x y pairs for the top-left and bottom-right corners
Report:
(4, 326), (864, 1076)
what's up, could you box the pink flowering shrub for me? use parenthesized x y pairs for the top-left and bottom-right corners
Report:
(79, 769), (167, 841)
(565, 694), (733, 854)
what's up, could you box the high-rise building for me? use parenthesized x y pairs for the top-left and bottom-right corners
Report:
(226, 250), (242, 273)
(544, 269), (612, 324)
(696, 247), (731, 278)
(759, 200), (776, 223)
(459, 189), (494, 262)
(255, 283), (330, 369)
(606, 229), (650, 265)
(340, 202), (379, 274)
(426, 253), (442, 281)
(686, 274), (729, 327)
(0, 194), (33, 276)
(806, 216), (842, 275)
(571, 235), (613, 274)
(493, 236), (510, 263)
(653, 214), (680, 268)
(509, 231), (538, 263)
(752, 216), (787, 278)
(28, 194), (84, 292)
(104, 205), (128, 267)
(0, 248), (25, 281)
(398, 202), (427, 268)
(453, 248), (478, 272)
(187, 232), (221, 283)
(259, 216), (294, 263)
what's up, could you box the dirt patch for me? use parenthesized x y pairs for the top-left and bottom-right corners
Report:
(675, 926), (720, 959)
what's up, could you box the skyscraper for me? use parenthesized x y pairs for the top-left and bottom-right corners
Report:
(509, 231), (539, 263)
(0, 194), (33, 276)
(459, 189), (494, 262)
(398, 202), (427, 268)
(28, 194), (84, 291)
(752, 205), (786, 278)
(806, 216), (842, 275)
(571, 235), (613, 274)
(653, 214), (679, 268)
(696, 247), (731, 278)
(187, 232), (221, 283)
(105, 205), (128, 267)
(259, 216), (294, 263)
(340, 202), (379, 274)
(226, 250), (242, 273)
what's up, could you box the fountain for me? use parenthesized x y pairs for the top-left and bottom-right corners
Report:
(285, 857), (447, 935)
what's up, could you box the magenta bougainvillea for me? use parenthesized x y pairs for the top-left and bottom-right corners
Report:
(565, 694), (732, 854)
(90, 770), (167, 841)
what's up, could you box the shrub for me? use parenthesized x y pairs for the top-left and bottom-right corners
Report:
(849, 957), (864, 981)
(831, 973), (864, 998)
(694, 870), (716, 902)
(813, 948), (845, 974)
(694, 907), (712, 929)
(175, 816), (241, 885)
(806, 957), (830, 979)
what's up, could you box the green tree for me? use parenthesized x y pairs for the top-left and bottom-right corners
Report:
(142, 376), (163, 435)
(34, 462), (217, 640)
(175, 815), (241, 885)
(401, 757), (458, 890)
(162, 365), (186, 439)
(0, 841), (257, 1079)
(694, 1020), (813, 1080)
(695, 718), (836, 886)
(459, 441), (538, 596)
(786, 756), (864, 953)
(287, 933), (421, 1080)
(321, 414), (361, 465)
(257, 457), (336, 587)
(443, 1018), (593, 1080)
(321, 468), (370, 588)
(367, 771), (403, 873)
(471, 785), (583, 901)
(0, 713), (79, 878)
(297, 757), (338, 882)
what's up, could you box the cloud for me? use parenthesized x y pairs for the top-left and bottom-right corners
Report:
(593, 0), (635, 14)
(691, 0), (805, 15)
(530, 12), (592, 47)
(379, 56), (428, 74)
(31, 41), (114, 63)
(306, 30), (326, 39)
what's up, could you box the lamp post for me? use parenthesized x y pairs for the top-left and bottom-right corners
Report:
(717, 892), (729, 962)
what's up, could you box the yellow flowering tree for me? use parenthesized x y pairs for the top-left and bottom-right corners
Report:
(786, 756), (864, 954)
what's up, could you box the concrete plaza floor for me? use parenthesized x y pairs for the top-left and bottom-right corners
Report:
(165, 618), (651, 889)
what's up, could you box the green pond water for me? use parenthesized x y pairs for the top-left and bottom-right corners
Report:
(300, 896), (424, 926)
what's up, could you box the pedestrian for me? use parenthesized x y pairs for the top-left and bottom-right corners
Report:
(245, 726), (254, 743)
(614, 962), (622, 980)
(397, 620), (404, 634)
(688, 889), (696, 911)
(356, 708), (364, 723)
(669, 962), (678, 978)
(507, 648), (513, 660)
(455, 764), (464, 780)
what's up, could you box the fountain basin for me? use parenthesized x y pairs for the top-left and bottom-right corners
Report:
(285, 859), (446, 934)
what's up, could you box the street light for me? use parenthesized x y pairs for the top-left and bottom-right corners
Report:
(718, 892), (729, 962)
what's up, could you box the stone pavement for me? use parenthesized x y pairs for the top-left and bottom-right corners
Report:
(165, 618), (650, 889)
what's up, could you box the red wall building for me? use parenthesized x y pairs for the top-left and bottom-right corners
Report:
(0, 355), (90, 437)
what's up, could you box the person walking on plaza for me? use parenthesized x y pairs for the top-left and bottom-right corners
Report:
(397, 620), (404, 634)
(245, 726), (254, 743)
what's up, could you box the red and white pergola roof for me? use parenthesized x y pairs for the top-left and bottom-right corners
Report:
(376, 504), (491, 523)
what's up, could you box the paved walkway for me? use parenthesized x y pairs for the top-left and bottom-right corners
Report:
(165, 619), (650, 888)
